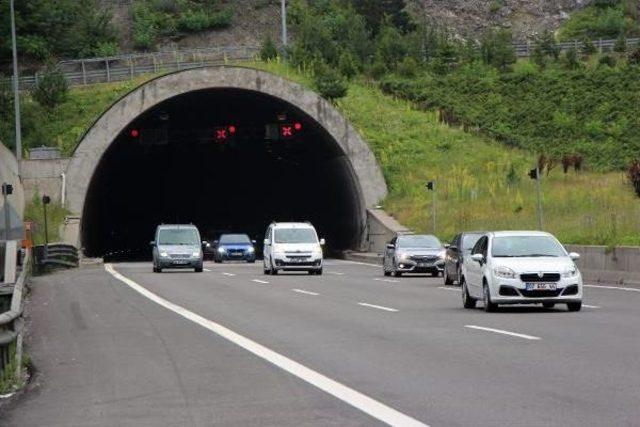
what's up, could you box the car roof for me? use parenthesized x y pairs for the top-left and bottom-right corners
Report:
(489, 230), (553, 238)
(271, 222), (315, 229)
(157, 224), (198, 229)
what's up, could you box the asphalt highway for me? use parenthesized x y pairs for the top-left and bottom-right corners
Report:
(3, 260), (639, 426)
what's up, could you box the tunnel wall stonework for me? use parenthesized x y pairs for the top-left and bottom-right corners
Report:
(64, 66), (388, 249)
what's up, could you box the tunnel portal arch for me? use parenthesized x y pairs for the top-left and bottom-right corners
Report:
(65, 66), (387, 256)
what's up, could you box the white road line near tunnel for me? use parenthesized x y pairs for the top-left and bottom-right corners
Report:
(357, 303), (399, 313)
(465, 325), (541, 341)
(252, 279), (269, 285)
(374, 278), (400, 284)
(104, 264), (427, 427)
(582, 304), (601, 309)
(222, 272), (236, 277)
(585, 284), (640, 292)
(292, 289), (320, 296)
(437, 287), (461, 292)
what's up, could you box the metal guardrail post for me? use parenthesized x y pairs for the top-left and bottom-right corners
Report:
(105, 59), (110, 82)
(81, 60), (87, 85)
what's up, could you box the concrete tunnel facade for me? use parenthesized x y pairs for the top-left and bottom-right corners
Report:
(63, 66), (387, 257)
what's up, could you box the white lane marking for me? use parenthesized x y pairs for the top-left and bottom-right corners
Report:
(465, 325), (540, 341)
(585, 284), (640, 293)
(332, 259), (381, 268)
(374, 278), (400, 284)
(327, 272), (345, 276)
(252, 279), (269, 284)
(582, 304), (601, 309)
(438, 286), (461, 292)
(292, 289), (320, 296)
(203, 268), (212, 272)
(104, 264), (427, 427)
(222, 272), (236, 277)
(357, 302), (399, 313)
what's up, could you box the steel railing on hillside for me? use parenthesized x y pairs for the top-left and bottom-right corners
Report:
(0, 242), (30, 384)
(512, 37), (640, 57)
(33, 243), (79, 273)
(12, 45), (259, 90)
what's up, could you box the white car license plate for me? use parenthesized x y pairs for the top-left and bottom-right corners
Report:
(418, 262), (432, 267)
(525, 283), (557, 291)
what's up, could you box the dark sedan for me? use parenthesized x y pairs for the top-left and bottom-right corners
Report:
(443, 231), (485, 285)
(213, 233), (256, 263)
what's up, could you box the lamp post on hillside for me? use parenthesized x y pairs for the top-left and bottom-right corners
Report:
(10, 0), (23, 165)
(281, 0), (288, 61)
(426, 181), (436, 234)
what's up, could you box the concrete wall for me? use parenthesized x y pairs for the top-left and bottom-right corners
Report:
(565, 245), (640, 285)
(64, 66), (388, 248)
(0, 142), (24, 240)
(21, 158), (70, 204)
(364, 208), (412, 254)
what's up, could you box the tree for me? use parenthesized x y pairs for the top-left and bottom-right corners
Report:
(349, 0), (414, 34)
(259, 35), (278, 62)
(581, 37), (597, 57)
(563, 47), (580, 69)
(614, 33), (627, 53)
(314, 61), (348, 101)
(32, 65), (68, 110)
(338, 51), (359, 79)
(480, 29), (516, 72)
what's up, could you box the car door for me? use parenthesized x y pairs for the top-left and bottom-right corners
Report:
(449, 234), (461, 280)
(264, 227), (273, 265)
(466, 236), (488, 297)
(384, 237), (397, 270)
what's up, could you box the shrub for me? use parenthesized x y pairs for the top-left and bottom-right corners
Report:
(598, 54), (617, 67)
(613, 33), (628, 53)
(259, 36), (279, 62)
(177, 9), (210, 32)
(397, 56), (418, 78)
(581, 38), (597, 57)
(627, 161), (640, 197)
(93, 41), (119, 57)
(32, 65), (68, 110)
(563, 47), (581, 69)
(314, 61), (348, 100)
(480, 28), (516, 72)
(338, 51), (360, 79)
(628, 47), (640, 64)
(368, 55), (388, 79)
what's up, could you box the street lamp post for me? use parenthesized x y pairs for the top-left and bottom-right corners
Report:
(281, 0), (288, 60)
(10, 0), (23, 164)
(2, 183), (13, 241)
(426, 181), (436, 234)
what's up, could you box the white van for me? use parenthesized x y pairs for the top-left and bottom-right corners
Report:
(263, 222), (325, 275)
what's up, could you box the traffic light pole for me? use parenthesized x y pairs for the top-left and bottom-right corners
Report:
(3, 191), (10, 241)
(10, 0), (23, 165)
(535, 164), (543, 230)
(432, 185), (436, 234)
(281, 0), (288, 60)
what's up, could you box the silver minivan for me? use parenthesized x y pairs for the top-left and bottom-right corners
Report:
(151, 224), (205, 273)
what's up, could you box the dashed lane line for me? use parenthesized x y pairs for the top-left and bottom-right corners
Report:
(465, 325), (541, 341)
(357, 302), (399, 313)
(585, 284), (640, 293)
(252, 279), (269, 285)
(292, 289), (320, 296)
(374, 278), (400, 284)
(438, 286), (461, 292)
(582, 304), (601, 309)
(222, 272), (236, 277)
(203, 268), (212, 272)
(104, 264), (427, 427)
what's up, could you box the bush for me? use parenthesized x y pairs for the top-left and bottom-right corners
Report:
(93, 41), (119, 57)
(480, 28), (516, 72)
(628, 47), (640, 64)
(613, 34), (627, 53)
(397, 56), (418, 78)
(259, 36), (279, 62)
(563, 47), (580, 69)
(177, 9), (210, 32)
(581, 38), (597, 57)
(32, 66), (68, 110)
(338, 51), (360, 79)
(368, 57), (388, 79)
(598, 54), (617, 67)
(314, 61), (348, 100)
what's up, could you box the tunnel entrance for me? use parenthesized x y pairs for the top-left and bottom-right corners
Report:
(82, 88), (364, 259)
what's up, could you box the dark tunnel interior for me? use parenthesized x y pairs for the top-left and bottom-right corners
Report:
(82, 88), (365, 259)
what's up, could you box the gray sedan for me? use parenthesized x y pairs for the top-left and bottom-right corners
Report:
(383, 234), (446, 277)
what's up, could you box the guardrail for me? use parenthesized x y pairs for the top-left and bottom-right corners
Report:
(512, 37), (640, 57)
(34, 243), (79, 273)
(0, 243), (30, 385)
(11, 45), (259, 90)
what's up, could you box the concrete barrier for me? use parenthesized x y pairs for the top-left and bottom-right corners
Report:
(565, 245), (640, 286)
(0, 142), (24, 240)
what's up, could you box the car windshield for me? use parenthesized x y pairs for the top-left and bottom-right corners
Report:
(462, 234), (483, 251)
(219, 234), (251, 244)
(274, 228), (317, 244)
(158, 228), (199, 246)
(492, 235), (566, 257)
(397, 235), (441, 249)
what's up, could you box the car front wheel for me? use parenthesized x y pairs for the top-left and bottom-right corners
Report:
(483, 283), (498, 312)
(462, 279), (476, 309)
(567, 302), (582, 312)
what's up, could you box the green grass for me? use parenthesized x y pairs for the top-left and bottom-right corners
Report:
(6, 60), (640, 246)
(24, 193), (71, 245)
(559, 0), (639, 41)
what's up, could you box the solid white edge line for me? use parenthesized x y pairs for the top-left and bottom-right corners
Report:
(437, 287), (461, 292)
(582, 304), (601, 309)
(252, 279), (269, 284)
(374, 278), (399, 284)
(203, 268), (212, 272)
(332, 259), (381, 268)
(357, 302), (399, 313)
(104, 264), (426, 427)
(292, 289), (320, 296)
(465, 325), (541, 341)
(585, 284), (640, 292)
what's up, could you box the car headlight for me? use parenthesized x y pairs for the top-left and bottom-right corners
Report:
(313, 248), (323, 258)
(217, 247), (226, 254)
(562, 268), (578, 278)
(160, 251), (169, 258)
(192, 251), (201, 257)
(493, 266), (517, 279)
(398, 252), (410, 261)
(438, 250), (446, 260)
(247, 247), (255, 253)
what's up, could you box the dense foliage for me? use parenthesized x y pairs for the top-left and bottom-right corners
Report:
(559, 0), (639, 40)
(132, 0), (234, 50)
(0, 0), (118, 64)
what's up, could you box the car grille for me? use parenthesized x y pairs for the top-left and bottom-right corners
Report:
(287, 256), (311, 261)
(410, 255), (438, 262)
(520, 273), (561, 283)
(520, 289), (563, 298)
(228, 249), (245, 256)
(170, 253), (191, 259)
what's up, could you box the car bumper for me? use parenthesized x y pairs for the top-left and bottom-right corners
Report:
(396, 260), (444, 273)
(157, 258), (202, 269)
(490, 278), (583, 304)
(274, 258), (323, 270)
(219, 253), (256, 261)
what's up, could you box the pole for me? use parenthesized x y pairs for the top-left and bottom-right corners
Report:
(535, 164), (543, 230)
(432, 184), (437, 234)
(3, 193), (9, 241)
(281, 0), (288, 61)
(43, 201), (49, 247)
(10, 0), (22, 165)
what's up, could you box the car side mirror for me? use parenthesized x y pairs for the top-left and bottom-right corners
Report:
(569, 252), (580, 261)
(319, 238), (326, 246)
(386, 243), (395, 249)
(471, 253), (484, 263)
(264, 238), (270, 246)
(150, 241), (156, 247)
(444, 243), (450, 249)
(449, 245), (458, 251)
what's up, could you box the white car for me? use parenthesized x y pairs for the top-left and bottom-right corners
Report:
(263, 222), (325, 275)
(461, 231), (583, 312)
